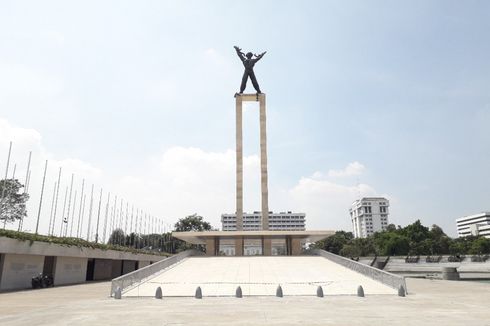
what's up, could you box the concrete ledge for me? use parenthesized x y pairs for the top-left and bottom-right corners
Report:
(0, 237), (164, 262)
(307, 249), (407, 293)
(382, 256), (490, 279)
(234, 93), (265, 102)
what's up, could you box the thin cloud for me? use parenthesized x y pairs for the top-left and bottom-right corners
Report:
(287, 176), (376, 230)
(327, 161), (365, 178)
(1, 118), (380, 233)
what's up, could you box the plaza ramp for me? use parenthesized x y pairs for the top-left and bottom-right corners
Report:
(308, 249), (407, 293)
(110, 249), (203, 296)
(116, 254), (403, 297)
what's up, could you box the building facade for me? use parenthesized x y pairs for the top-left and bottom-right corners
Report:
(349, 197), (389, 238)
(221, 211), (306, 231)
(456, 212), (490, 238)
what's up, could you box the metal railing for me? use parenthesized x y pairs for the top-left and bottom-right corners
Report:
(110, 249), (203, 296)
(307, 249), (407, 293)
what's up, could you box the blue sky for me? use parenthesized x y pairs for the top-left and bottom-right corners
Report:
(1, 1), (489, 236)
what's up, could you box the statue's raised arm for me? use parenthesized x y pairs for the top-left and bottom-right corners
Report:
(254, 51), (267, 62)
(234, 46), (246, 62)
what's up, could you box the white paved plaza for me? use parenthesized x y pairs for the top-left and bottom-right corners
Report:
(2, 279), (490, 325)
(123, 256), (395, 297)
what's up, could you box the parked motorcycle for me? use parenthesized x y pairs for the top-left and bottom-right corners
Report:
(31, 273), (54, 289)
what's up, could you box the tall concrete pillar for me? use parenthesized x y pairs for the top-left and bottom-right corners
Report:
(291, 238), (302, 256)
(235, 237), (244, 256)
(263, 237), (272, 256)
(235, 93), (269, 231)
(259, 94), (269, 229)
(236, 96), (243, 231)
(206, 238), (216, 256)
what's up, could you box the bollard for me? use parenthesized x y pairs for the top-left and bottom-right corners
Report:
(155, 286), (162, 299)
(357, 285), (364, 297)
(276, 285), (283, 298)
(114, 287), (122, 300)
(398, 285), (405, 297)
(236, 286), (242, 298)
(195, 286), (202, 299)
(316, 286), (324, 297)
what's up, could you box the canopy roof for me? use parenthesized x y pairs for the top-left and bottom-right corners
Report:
(172, 230), (334, 245)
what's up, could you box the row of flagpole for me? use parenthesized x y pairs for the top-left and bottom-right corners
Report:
(0, 141), (174, 250)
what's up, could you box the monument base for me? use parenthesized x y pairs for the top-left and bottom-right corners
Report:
(173, 230), (334, 257)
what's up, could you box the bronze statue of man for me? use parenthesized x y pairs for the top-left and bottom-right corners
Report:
(234, 46), (266, 94)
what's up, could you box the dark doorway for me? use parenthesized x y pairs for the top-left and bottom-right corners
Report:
(86, 258), (95, 281)
(0, 254), (5, 287)
(43, 256), (56, 275)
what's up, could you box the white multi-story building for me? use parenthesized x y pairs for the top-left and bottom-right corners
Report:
(456, 212), (490, 238)
(221, 211), (306, 231)
(349, 197), (389, 238)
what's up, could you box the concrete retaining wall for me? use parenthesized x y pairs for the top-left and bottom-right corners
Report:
(382, 256), (490, 279)
(53, 256), (88, 286)
(0, 254), (44, 291)
(0, 236), (167, 291)
(139, 261), (150, 269)
(308, 249), (407, 293)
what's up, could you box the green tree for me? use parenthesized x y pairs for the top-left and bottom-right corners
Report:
(107, 228), (125, 246)
(374, 232), (410, 256)
(315, 221), (489, 258)
(449, 240), (465, 255)
(429, 224), (446, 239)
(424, 224), (450, 254)
(433, 236), (451, 255)
(469, 237), (490, 255)
(0, 179), (29, 224)
(340, 237), (376, 257)
(125, 232), (143, 248)
(398, 220), (430, 254)
(315, 231), (353, 254)
(386, 224), (397, 232)
(401, 220), (430, 243)
(171, 214), (214, 253)
(340, 244), (361, 257)
(451, 236), (476, 255)
(174, 214), (213, 232)
(356, 237), (376, 256)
